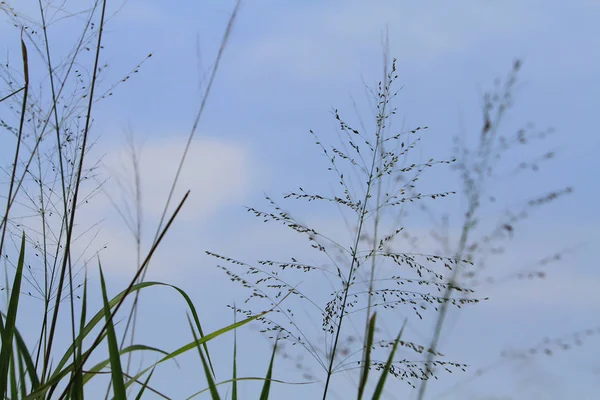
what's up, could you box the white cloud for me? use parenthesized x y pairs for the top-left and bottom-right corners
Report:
(101, 135), (251, 221)
(70, 134), (253, 277)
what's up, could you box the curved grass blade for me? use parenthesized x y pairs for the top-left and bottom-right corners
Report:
(122, 310), (270, 394)
(50, 281), (207, 384)
(24, 344), (166, 400)
(27, 282), (272, 398)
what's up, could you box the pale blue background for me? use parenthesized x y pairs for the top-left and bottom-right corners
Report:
(1, 1), (599, 399)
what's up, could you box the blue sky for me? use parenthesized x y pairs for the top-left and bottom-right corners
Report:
(1, 0), (599, 399)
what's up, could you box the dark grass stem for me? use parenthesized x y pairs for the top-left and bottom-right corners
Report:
(36, 0), (81, 386)
(42, 0), (107, 385)
(0, 33), (29, 276)
(323, 57), (395, 400)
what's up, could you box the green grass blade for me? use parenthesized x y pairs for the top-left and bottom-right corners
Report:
(157, 311), (268, 365)
(357, 312), (377, 400)
(25, 342), (167, 398)
(120, 311), (268, 394)
(10, 351), (18, 400)
(99, 265), (126, 399)
(259, 340), (277, 400)
(0, 232), (26, 397)
(26, 281), (268, 399)
(134, 367), (155, 400)
(187, 314), (220, 399)
(372, 319), (407, 400)
(13, 327), (39, 390)
(168, 280), (216, 376)
(18, 350), (27, 398)
(51, 281), (205, 380)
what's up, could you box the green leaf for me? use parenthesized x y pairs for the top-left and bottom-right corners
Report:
(357, 312), (377, 400)
(259, 340), (277, 400)
(11, 326), (39, 390)
(0, 233), (26, 397)
(99, 265), (126, 399)
(10, 351), (18, 400)
(51, 281), (211, 383)
(25, 282), (268, 399)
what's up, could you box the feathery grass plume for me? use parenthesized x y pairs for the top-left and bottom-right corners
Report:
(208, 56), (481, 398)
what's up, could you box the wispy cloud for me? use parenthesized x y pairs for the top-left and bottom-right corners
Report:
(238, 0), (547, 81)
(71, 134), (253, 276)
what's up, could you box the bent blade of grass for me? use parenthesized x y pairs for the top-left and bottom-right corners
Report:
(357, 312), (377, 400)
(99, 265), (126, 399)
(24, 343), (167, 400)
(51, 280), (198, 382)
(187, 314), (220, 400)
(259, 340), (277, 400)
(161, 311), (268, 365)
(83, 344), (170, 387)
(123, 310), (270, 394)
(34, 279), (228, 397)
(32, 278), (275, 397)
(372, 319), (407, 400)
(58, 190), (189, 399)
(0, 233), (26, 397)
